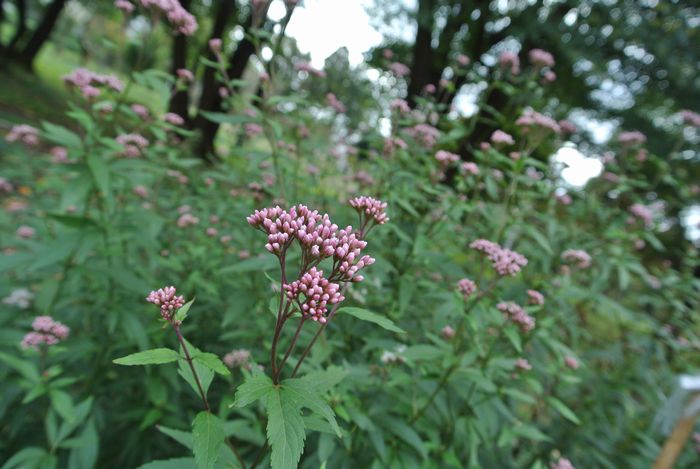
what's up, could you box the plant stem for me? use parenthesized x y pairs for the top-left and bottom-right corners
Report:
(275, 316), (305, 382)
(172, 324), (210, 411)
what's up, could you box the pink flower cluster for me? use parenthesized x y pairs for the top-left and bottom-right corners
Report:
(163, 112), (184, 126)
(383, 136), (408, 154)
(244, 123), (263, 138)
(349, 196), (389, 226)
(16, 225), (35, 239)
(139, 0), (198, 35)
(528, 48), (555, 68)
(6, 125), (40, 146)
(63, 68), (124, 98)
(406, 123), (440, 148)
(21, 315), (69, 349)
(516, 109), (561, 134)
(628, 203), (653, 226)
(284, 267), (344, 323)
(457, 278), (476, 299)
(326, 93), (346, 113)
(565, 356), (579, 369)
(497, 302), (536, 332)
(390, 99), (410, 114)
(223, 349), (251, 369)
(116, 133), (150, 157)
(115, 0), (135, 13)
(295, 61), (326, 78)
(561, 249), (592, 269)
(551, 458), (575, 469)
(680, 110), (700, 127)
(176, 68), (194, 82)
(490, 130), (514, 146)
(499, 51), (520, 74)
(470, 239), (528, 276)
(177, 213), (199, 227)
(617, 130), (646, 146)
(515, 357), (532, 371)
(0, 177), (13, 193)
(435, 150), (460, 166)
(389, 62), (410, 77)
(146, 286), (186, 320)
(527, 289), (545, 305)
(461, 162), (479, 175)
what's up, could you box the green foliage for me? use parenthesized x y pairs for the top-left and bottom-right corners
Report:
(191, 412), (225, 469)
(113, 348), (181, 366)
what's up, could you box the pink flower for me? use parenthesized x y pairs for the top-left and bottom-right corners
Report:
(516, 108), (561, 134)
(456, 54), (470, 66)
(470, 239), (528, 277)
(6, 124), (40, 146)
(617, 131), (646, 146)
(542, 70), (556, 83)
(50, 147), (69, 163)
(490, 130), (514, 146)
(117, 133), (149, 157)
(405, 123), (440, 148)
(383, 137), (408, 155)
(555, 193), (572, 205)
(499, 51), (520, 74)
(206, 227), (218, 237)
(176, 68), (194, 82)
(223, 349), (251, 368)
(680, 110), (700, 128)
(284, 267), (344, 323)
(435, 150), (459, 166)
(16, 225), (35, 239)
(527, 289), (544, 305)
(133, 185), (149, 198)
(515, 358), (532, 371)
(0, 177), (13, 193)
(115, 0), (135, 13)
(382, 49), (394, 59)
(390, 99), (410, 114)
(564, 356), (579, 369)
(21, 315), (69, 349)
(63, 68), (124, 94)
(349, 196), (389, 226)
(244, 123), (263, 138)
(209, 38), (222, 54)
(219, 87), (229, 98)
(551, 458), (575, 469)
(528, 48), (555, 68)
(561, 249), (592, 269)
(326, 93), (346, 113)
(141, 0), (198, 35)
(131, 104), (150, 119)
(163, 112), (185, 126)
(457, 278), (476, 299)
(424, 84), (436, 94)
(177, 213), (199, 227)
(559, 120), (577, 134)
(441, 325), (455, 340)
(498, 302), (536, 332)
(146, 286), (186, 321)
(461, 162), (479, 175)
(220, 235), (233, 244)
(628, 203), (653, 227)
(388, 62), (410, 77)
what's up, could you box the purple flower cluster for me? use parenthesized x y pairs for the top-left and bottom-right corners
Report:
(388, 62), (410, 77)
(349, 196), (389, 226)
(435, 150), (460, 166)
(515, 357), (532, 371)
(628, 203), (653, 227)
(516, 109), (561, 134)
(490, 130), (514, 146)
(284, 267), (344, 323)
(223, 349), (251, 369)
(406, 123), (440, 148)
(497, 302), (536, 332)
(551, 458), (575, 469)
(680, 110), (700, 128)
(470, 239), (528, 276)
(326, 93), (346, 113)
(146, 286), (186, 320)
(390, 99), (410, 114)
(116, 133), (150, 158)
(527, 289), (545, 305)
(561, 249), (592, 269)
(63, 68), (124, 98)
(499, 51), (520, 74)
(457, 278), (476, 299)
(528, 48), (555, 68)
(139, 0), (198, 35)
(21, 316), (70, 349)
(6, 124), (40, 146)
(617, 130), (646, 146)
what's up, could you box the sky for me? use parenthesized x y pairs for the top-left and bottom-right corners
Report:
(276, 0), (604, 187)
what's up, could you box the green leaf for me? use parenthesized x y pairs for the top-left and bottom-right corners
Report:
(156, 425), (192, 449)
(86, 153), (112, 208)
(220, 255), (279, 274)
(297, 366), (347, 393)
(178, 356), (214, 397)
(383, 417), (427, 459)
(2, 447), (48, 469)
(113, 348), (180, 366)
(0, 352), (40, 381)
(199, 111), (253, 125)
(266, 386), (306, 469)
(192, 412), (225, 469)
(50, 390), (75, 422)
(546, 397), (581, 425)
(503, 328), (522, 353)
(283, 379), (341, 437)
(337, 307), (405, 334)
(175, 298), (195, 324)
(137, 458), (196, 469)
(194, 353), (230, 376)
(42, 122), (82, 148)
(232, 373), (274, 408)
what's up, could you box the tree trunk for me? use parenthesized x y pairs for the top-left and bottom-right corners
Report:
(4, 0), (27, 58)
(17, 0), (67, 68)
(407, 0), (436, 107)
(167, 0), (192, 123)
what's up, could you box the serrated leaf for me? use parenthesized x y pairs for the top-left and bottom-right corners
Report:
(193, 353), (230, 376)
(338, 307), (405, 333)
(546, 397), (581, 425)
(283, 379), (341, 437)
(175, 298), (195, 324)
(297, 366), (347, 393)
(192, 412), (225, 469)
(113, 348), (180, 366)
(232, 373), (274, 408)
(266, 387), (306, 469)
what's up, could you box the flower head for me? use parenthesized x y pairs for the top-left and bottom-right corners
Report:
(470, 239), (528, 276)
(3, 288), (34, 309)
(551, 458), (575, 469)
(457, 278), (476, 299)
(284, 267), (344, 323)
(514, 357), (532, 371)
(499, 51), (520, 74)
(527, 289), (544, 306)
(223, 349), (251, 369)
(490, 130), (515, 146)
(528, 48), (555, 68)
(21, 315), (69, 349)
(146, 286), (186, 321)
(617, 131), (646, 146)
(349, 196), (389, 226)
(498, 302), (536, 332)
(6, 124), (40, 146)
(561, 249), (591, 269)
